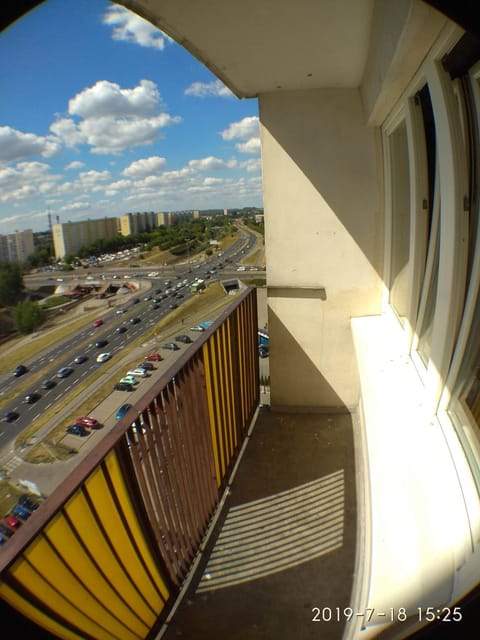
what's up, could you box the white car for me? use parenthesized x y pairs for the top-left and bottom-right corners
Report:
(96, 352), (111, 363)
(127, 368), (149, 378)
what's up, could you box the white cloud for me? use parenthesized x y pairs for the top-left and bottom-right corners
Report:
(65, 160), (85, 170)
(50, 80), (181, 155)
(0, 126), (61, 162)
(60, 201), (90, 213)
(188, 156), (236, 171)
(102, 6), (172, 50)
(235, 137), (261, 154)
(220, 116), (259, 141)
(184, 79), (233, 98)
(240, 158), (262, 172)
(0, 161), (59, 202)
(122, 156), (167, 178)
(68, 79), (161, 119)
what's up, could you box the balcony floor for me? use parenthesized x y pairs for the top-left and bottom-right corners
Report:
(161, 407), (357, 640)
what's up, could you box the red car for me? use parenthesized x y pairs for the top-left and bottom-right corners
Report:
(144, 353), (163, 362)
(92, 319), (103, 327)
(4, 515), (21, 530)
(76, 416), (102, 429)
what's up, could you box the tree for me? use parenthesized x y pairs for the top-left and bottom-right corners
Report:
(0, 262), (24, 307)
(13, 299), (46, 334)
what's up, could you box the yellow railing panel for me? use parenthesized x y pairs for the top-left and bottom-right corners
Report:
(203, 341), (222, 486)
(104, 451), (170, 603)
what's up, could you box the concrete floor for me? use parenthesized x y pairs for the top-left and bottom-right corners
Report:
(160, 407), (357, 640)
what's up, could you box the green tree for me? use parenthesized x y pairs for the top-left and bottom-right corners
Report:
(13, 298), (46, 334)
(0, 262), (24, 307)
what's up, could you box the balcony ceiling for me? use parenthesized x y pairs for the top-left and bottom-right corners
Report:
(120, 0), (375, 98)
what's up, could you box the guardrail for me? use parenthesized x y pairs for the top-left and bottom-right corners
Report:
(0, 287), (259, 640)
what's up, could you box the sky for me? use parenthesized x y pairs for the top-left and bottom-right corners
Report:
(0, 0), (262, 235)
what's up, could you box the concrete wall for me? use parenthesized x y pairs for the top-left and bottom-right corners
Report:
(259, 88), (383, 409)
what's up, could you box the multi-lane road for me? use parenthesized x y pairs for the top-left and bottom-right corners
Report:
(0, 230), (265, 447)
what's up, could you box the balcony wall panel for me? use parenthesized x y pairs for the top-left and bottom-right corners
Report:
(0, 288), (259, 640)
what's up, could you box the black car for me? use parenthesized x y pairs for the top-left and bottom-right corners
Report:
(137, 361), (154, 370)
(18, 494), (40, 511)
(41, 379), (56, 390)
(154, 287), (162, 294)
(132, 298), (140, 304)
(114, 382), (134, 392)
(162, 342), (179, 351)
(74, 355), (88, 364)
(151, 303), (160, 310)
(116, 326), (127, 334)
(95, 339), (108, 348)
(57, 366), (74, 378)
(66, 424), (89, 437)
(259, 345), (269, 358)
(130, 317), (141, 324)
(13, 364), (27, 377)
(0, 523), (13, 539)
(2, 411), (19, 423)
(169, 303), (178, 310)
(24, 392), (41, 404)
(175, 334), (192, 344)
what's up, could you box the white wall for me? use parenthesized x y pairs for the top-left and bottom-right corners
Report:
(259, 88), (383, 409)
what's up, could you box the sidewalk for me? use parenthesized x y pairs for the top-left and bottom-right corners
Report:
(161, 407), (357, 640)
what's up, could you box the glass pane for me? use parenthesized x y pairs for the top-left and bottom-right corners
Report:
(389, 121), (411, 324)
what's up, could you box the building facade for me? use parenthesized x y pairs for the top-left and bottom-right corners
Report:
(119, 211), (158, 236)
(0, 229), (34, 263)
(52, 218), (119, 259)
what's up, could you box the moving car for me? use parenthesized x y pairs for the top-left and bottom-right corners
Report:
(24, 392), (41, 404)
(115, 403), (133, 420)
(120, 375), (138, 386)
(74, 355), (88, 364)
(92, 319), (103, 327)
(57, 366), (74, 378)
(76, 416), (102, 429)
(116, 308), (126, 314)
(96, 352), (111, 363)
(144, 353), (162, 361)
(161, 342), (179, 351)
(95, 339), (108, 348)
(130, 317), (141, 324)
(66, 424), (89, 437)
(41, 379), (56, 390)
(116, 326), (127, 334)
(13, 364), (28, 377)
(168, 303), (178, 309)
(131, 298), (140, 304)
(175, 334), (192, 344)
(2, 411), (19, 423)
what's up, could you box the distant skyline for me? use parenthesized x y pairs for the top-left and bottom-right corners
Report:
(0, 0), (262, 235)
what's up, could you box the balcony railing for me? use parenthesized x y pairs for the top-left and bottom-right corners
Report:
(0, 287), (259, 640)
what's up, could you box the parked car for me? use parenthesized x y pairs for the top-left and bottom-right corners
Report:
(24, 392), (41, 404)
(137, 361), (154, 370)
(127, 368), (148, 378)
(116, 308), (126, 314)
(116, 403), (133, 420)
(120, 375), (138, 386)
(66, 424), (89, 437)
(259, 345), (269, 358)
(95, 339), (108, 348)
(92, 319), (103, 327)
(4, 515), (21, 529)
(144, 294), (152, 301)
(11, 504), (31, 521)
(41, 379), (56, 390)
(190, 325), (205, 332)
(116, 326), (127, 334)
(175, 334), (192, 344)
(76, 416), (102, 429)
(18, 495), (39, 511)
(96, 352), (111, 363)
(144, 353), (162, 361)
(74, 355), (88, 364)
(161, 342), (179, 351)
(0, 523), (14, 538)
(57, 366), (74, 378)
(130, 317), (141, 324)
(13, 364), (28, 377)
(114, 382), (134, 392)
(3, 411), (19, 423)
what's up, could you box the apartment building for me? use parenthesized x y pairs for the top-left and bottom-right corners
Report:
(119, 211), (158, 236)
(0, 229), (34, 263)
(52, 217), (119, 259)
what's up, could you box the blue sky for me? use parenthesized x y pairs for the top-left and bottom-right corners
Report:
(0, 0), (262, 234)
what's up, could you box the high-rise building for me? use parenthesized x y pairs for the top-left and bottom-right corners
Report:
(0, 229), (34, 263)
(119, 211), (158, 236)
(52, 218), (118, 259)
